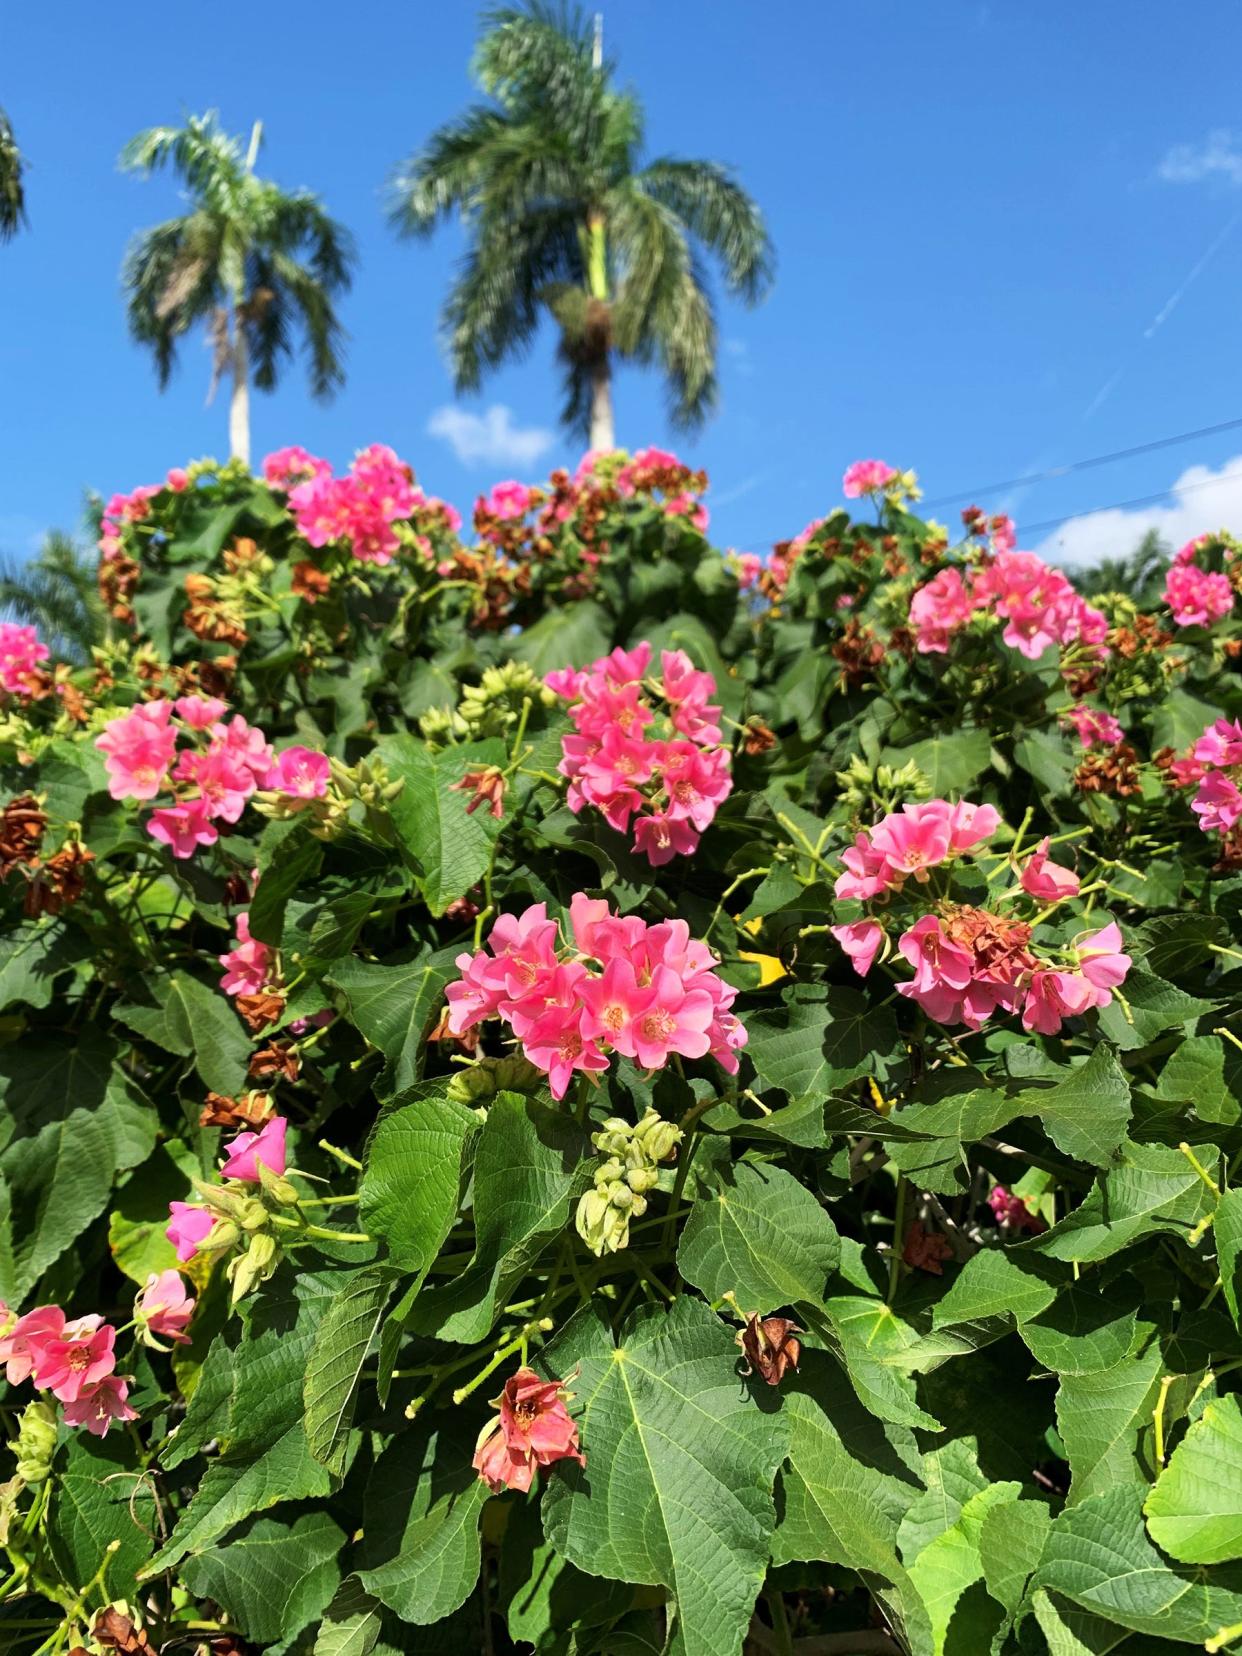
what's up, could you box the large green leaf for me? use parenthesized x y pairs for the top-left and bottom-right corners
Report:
(114, 969), (252, 1095)
(0, 1033), (157, 1300)
(0, 921), (88, 1011)
(47, 1433), (158, 1605)
(409, 1092), (587, 1344)
(376, 732), (506, 915)
(357, 1420), (488, 1626)
(1006, 1045), (1132, 1166)
(1031, 1486), (1242, 1643)
(179, 1510), (346, 1646)
(1145, 1393), (1242, 1564)
(907, 1477), (1020, 1655)
(358, 1093), (478, 1281)
(327, 949), (459, 1091)
(541, 1298), (789, 1656)
(747, 982), (900, 1100)
(1021, 1141), (1217, 1264)
(1055, 1335), (1162, 1504)
(677, 1158), (839, 1312)
(304, 1264), (396, 1475)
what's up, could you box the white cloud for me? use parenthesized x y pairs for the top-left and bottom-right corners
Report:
(426, 403), (555, 469)
(1158, 130), (1242, 187)
(1035, 452), (1242, 567)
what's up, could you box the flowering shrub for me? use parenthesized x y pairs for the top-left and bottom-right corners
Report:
(1, 445), (1242, 1654)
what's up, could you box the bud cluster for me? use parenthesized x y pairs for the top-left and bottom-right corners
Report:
(191, 1156), (300, 1303)
(575, 1109), (683, 1256)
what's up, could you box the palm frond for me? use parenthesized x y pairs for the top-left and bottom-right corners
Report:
(638, 158), (774, 300)
(0, 107), (27, 242)
(0, 531), (107, 661)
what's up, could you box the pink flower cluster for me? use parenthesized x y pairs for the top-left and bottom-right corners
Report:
(910, 551), (1109, 661)
(547, 642), (732, 864)
(1188, 718), (1242, 835)
(478, 480), (535, 521)
(219, 910), (275, 997)
(0, 1271), (193, 1436)
(575, 447), (710, 530)
(987, 1186), (1044, 1234)
(99, 482), (159, 559)
(834, 799), (1002, 899)
(286, 443), (419, 565)
(1164, 536), (1235, 627)
(0, 622), (49, 694)
(843, 460), (898, 499)
(445, 896), (747, 1100)
(95, 698), (325, 859)
(830, 800), (1130, 1036)
(165, 1117), (289, 1263)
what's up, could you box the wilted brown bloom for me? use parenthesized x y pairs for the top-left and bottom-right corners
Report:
(450, 766), (506, 819)
(0, 796), (46, 875)
(196, 655), (237, 699)
(832, 619), (885, 688)
(903, 1222), (953, 1275)
(234, 991), (285, 1033)
(428, 1005), (480, 1053)
(200, 1089), (274, 1129)
(742, 717), (777, 756)
(222, 536), (261, 573)
(249, 1041), (300, 1083)
(1215, 825), (1242, 872)
(1110, 613), (1172, 658)
(92, 1607), (153, 1653)
(1075, 743), (1142, 798)
(737, 1314), (802, 1386)
(24, 841), (94, 917)
(99, 553), (140, 625)
(292, 560), (332, 604)
(184, 575), (248, 646)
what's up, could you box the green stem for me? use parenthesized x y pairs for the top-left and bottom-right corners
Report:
(887, 1174), (908, 1304)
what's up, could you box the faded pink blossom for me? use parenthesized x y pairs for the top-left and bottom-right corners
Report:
(830, 919), (885, 977)
(34, 1318), (117, 1403)
(220, 1116), (288, 1182)
(219, 912), (273, 997)
(62, 1375), (138, 1437)
(473, 1367), (584, 1492)
(1019, 837), (1080, 901)
(137, 1270), (195, 1344)
(1064, 703), (1124, 750)
(166, 1202), (213, 1263)
(95, 702), (178, 801)
(843, 459), (898, 498)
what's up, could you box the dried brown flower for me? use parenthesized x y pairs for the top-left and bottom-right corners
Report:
(737, 1314), (802, 1386)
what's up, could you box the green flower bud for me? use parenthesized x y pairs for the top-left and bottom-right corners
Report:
(227, 1231), (280, 1303)
(9, 1401), (56, 1485)
(626, 1166), (659, 1194)
(575, 1187), (613, 1256)
(197, 1218), (240, 1254)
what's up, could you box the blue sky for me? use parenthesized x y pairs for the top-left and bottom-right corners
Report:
(5, 0), (1242, 565)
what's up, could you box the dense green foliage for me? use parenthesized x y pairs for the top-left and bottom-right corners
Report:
(1, 446), (1241, 1656)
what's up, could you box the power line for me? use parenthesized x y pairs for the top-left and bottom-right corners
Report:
(1021, 462), (1242, 539)
(920, 414), (1242, 509)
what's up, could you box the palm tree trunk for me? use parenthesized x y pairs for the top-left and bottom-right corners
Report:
(229, 310), (250, 466)
(589, 355), (614, 452)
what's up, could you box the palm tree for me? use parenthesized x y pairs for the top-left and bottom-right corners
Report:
(1070, 528), (1170, 607)
(0, 531), (107, 661)
(120, 113), (355, 466)
(389, 3), (773, 450)
(0, 108), (26, 241)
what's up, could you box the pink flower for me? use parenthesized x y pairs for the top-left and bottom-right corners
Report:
(263, 445), (331, 489)
(1021, 969), (1097, 1034)
(0, 622), (50, 694)
(1074, 922), (1131, 994)
(1165, 562), (1234, 627)
(219, 912), (273, 997)
(843, 459), (898, 499)
(869, 801), (954, 881)
(910, 568), (974, 654)
(1194, 770), (1242, 833)
(834, 831), (897, 901)
(1064, 704), (1123, 750)
(147, 800), (219, 858)
(220, 1116), (288, 1182)
(1194, 718), (1242, 769)
(62, 1375), (138, 1437)
(632, 812), (701, 865)
(480, 480), (533, 520)
(987, 1185), (1044, 1232)
(165, 467), (190, 492)
(1019, 837), (1080, 900)
(95, 702), (178, 800)
(947, 801), (1001, 852)
(520, 1000), (609, 1101)
(735, 553), (762, 589)
(473, 1367), (585, 1492)
(265, 745), (331, 799)
(174, 694), (228, 729)
(34, 1318), (117, 1404)
(213, 715), (274, 783)
(0, 1305), (67, 1385)
(137, 1270), (195, 1344)
(633, 965), (715, 1069)
(830, 919), (885, 977)
(166, 1202), (213, 1263)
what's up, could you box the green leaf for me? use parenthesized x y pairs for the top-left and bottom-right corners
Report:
(541, 1298), (789, 1656)
(1055, 1335), (1162, 1503)
(906, 1478), (1021, 1656)
(1019, 1281), (1143, 1377)
(815, 1297), (944, 1429)
(47, 1433), (158, 1605)
(931, 1249), (1061, 1330)
(1008, 1045), (1132, 1167)
(1031, 1486), (1242, 1643)
(889, 729), (991, 793)
(376, 732), (506, 915)
(677, 1158), (839, 1312)
(359, 1094), (477, 1281)
(179, 1510), (346, 1646)
(1145, 1392), (1242, 1563)
(0, 921), (88, 1011)
(0, 1034), (156, 1300)
(327, 949), (459, 1091)
(510, 600), (613, 675)
(977, 1497), (1052, 1617)
(1013, 727), (1077, 797)
(115, 969), (251, 1095)
(247, 819), (324, 946)
(747, 982), (900, 1100)
(108, 1141), (197, 1285)
(409, 1092), (587, 1344)
(304, 1264), (396, 1475)
(314, 1580), (384, 1656)
(1021, 1141), (1217, 1264)
(1095, 968), (1214, 1051)
(1218, 1187), (1242, 1327)
(357, 1420), (488, 1626)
